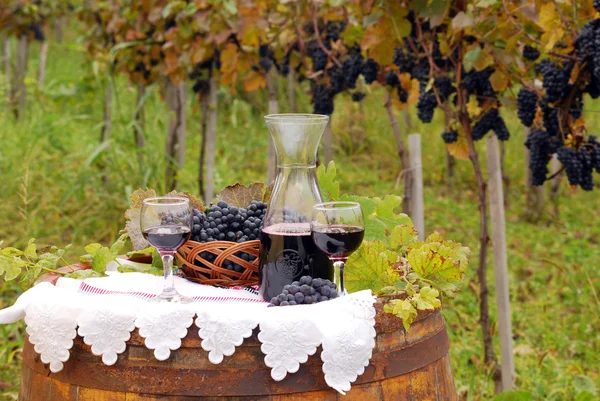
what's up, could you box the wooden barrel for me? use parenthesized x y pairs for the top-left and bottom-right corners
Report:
(19, 304), (457, 400)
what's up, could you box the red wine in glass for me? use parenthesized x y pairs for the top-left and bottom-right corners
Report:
(310, 202), (365, 296)
(143, 226), (191, 251)
(311, 225), (365, 261)
(140, 197), (192, 303)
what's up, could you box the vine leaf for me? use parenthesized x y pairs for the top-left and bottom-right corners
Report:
(446, 134), (470, 160)
(407, 240), (469, 283)
(165, 191), (205, 212)
(384, 299), (417, 331)
(412, 286), (442, 310)
(218, 182), (270, 208)
(345, 241), (400, 293)
(0, 255), (23, 281)
(387, 225), (418, 253)
(316, 161), (340, 201)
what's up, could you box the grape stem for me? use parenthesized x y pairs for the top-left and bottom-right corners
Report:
(454, 29), (500, 386)
(312, 11), (342, 68)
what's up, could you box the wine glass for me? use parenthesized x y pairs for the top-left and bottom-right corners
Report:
(141, 197), (192, 303)
(311, 202), (365, 296)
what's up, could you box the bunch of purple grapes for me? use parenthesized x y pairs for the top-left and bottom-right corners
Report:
(268, 276), (339, 306)
(173, 200), (267, 272)
(514, 14), (600, 190)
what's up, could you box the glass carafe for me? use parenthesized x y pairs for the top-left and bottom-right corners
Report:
(259, 114), (334, 300)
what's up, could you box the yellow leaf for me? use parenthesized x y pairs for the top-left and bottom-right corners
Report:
(541, 28), (565, 52)
(243, 70), (266, 92)
(438, 36), (450, 56)
(472, 50), (495, 71)
(361, 16), (407, 65)
(447, 134), (469, 160)
(490, 69), (509, 92)
(407, 79), (420, 105)
(220, 43), (238, 75)
(467, 96), (482, 118)
(539, 3), (560, 30)
(191, 46), (207, 65)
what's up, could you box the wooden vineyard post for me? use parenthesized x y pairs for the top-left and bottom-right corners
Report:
(54, 16), (65, 43)
(549, 154), (562, 218)
(164, 80), (187, 191)
(2, 35), (10, 103)
(387, 93), (412, 215)
(266, 69), (279, 184)
(177, 82), (187, 176)
(198, 93), (209, 199)
(205, 77), (218, 203)
(287, 69), (297, 113)
(486, 135), (515, 392)
(444, 113), (455, 183)
(37, 40), (49, 88)
(408, 134), (424, 241)
(133, 83), (146, 167)
(100, 78), (112, 184)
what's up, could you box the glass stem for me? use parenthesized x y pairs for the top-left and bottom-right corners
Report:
(333, 260), (347, 296)
(161, 252), (176, 296)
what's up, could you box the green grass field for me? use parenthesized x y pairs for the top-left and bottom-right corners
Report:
(0, 33), (599, 401)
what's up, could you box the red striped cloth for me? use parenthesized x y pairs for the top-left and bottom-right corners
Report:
(76, 276), (267, 303)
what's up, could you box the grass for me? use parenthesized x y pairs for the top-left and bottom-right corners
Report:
(0, 31), (599, 401)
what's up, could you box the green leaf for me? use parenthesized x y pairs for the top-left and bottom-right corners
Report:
(341, 195), (412, 242)
(91, 247), (113, 273)
(148, 266), (164, 276)
(316, 161), (340, 201)
(412, 286), (441, 310)
(0, 247), (24, 257)
(36, 252), (61, 271)
(463, 46), (481, 72)
(384, 299), (417, 330)
(118, 262), (163, 277)
(345, 241), (400, 293)
(127, 246), (155, 258)
(0, 255), (23, 281)
(84, 243), (103, 256)
(491, 391), (533, 401)
(339, 194), (377, 215)
(407, 243), (464, 282)
(66, 269), (103, 279)
(387, 225), (418, 253)
(24, 238), (37, 260)
(374, 195), (412, 231)
(109, 234), (129, 256)
(341, 25), (364, 46)
(417, 0), (448, 27)
(152, 248), (163, 269)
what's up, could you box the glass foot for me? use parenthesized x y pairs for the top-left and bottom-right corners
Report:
(149, 291), (192, 304)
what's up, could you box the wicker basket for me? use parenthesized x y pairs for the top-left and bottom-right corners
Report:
(176, 240), (260, 286)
